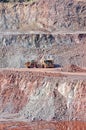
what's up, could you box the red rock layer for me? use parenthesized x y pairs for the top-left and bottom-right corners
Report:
(0, 121), (86, 130)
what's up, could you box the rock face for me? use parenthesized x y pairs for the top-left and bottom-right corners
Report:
(0, 34), (86, 68)
(0, 0), (86, 32)
(0, 69), (86, 121)
(0, 0), (86, 68)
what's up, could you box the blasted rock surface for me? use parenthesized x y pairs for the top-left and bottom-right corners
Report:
(0, 34), (86, 68)
(0, 69), (86, 121)
(0, 0), (86, 33)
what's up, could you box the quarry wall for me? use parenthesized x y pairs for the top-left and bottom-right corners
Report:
(0, 0), (86, 32)
(0, 70), (86, 121)
(0, 34), (86, 68)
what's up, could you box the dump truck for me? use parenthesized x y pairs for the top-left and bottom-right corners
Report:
(25, 60), (38, 68)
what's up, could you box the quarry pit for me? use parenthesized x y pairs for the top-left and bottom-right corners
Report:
(0, 0), (86, 129)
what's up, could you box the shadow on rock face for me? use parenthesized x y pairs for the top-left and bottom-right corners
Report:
(54, 64), (61, 68)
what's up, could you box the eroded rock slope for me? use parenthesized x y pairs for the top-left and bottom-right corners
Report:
(0, 0), (86, 32)
(0, 69), (86, 121)
(0, 34), (86, 68)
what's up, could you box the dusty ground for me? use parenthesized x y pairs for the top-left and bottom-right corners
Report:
(1, 68), (86, 77)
